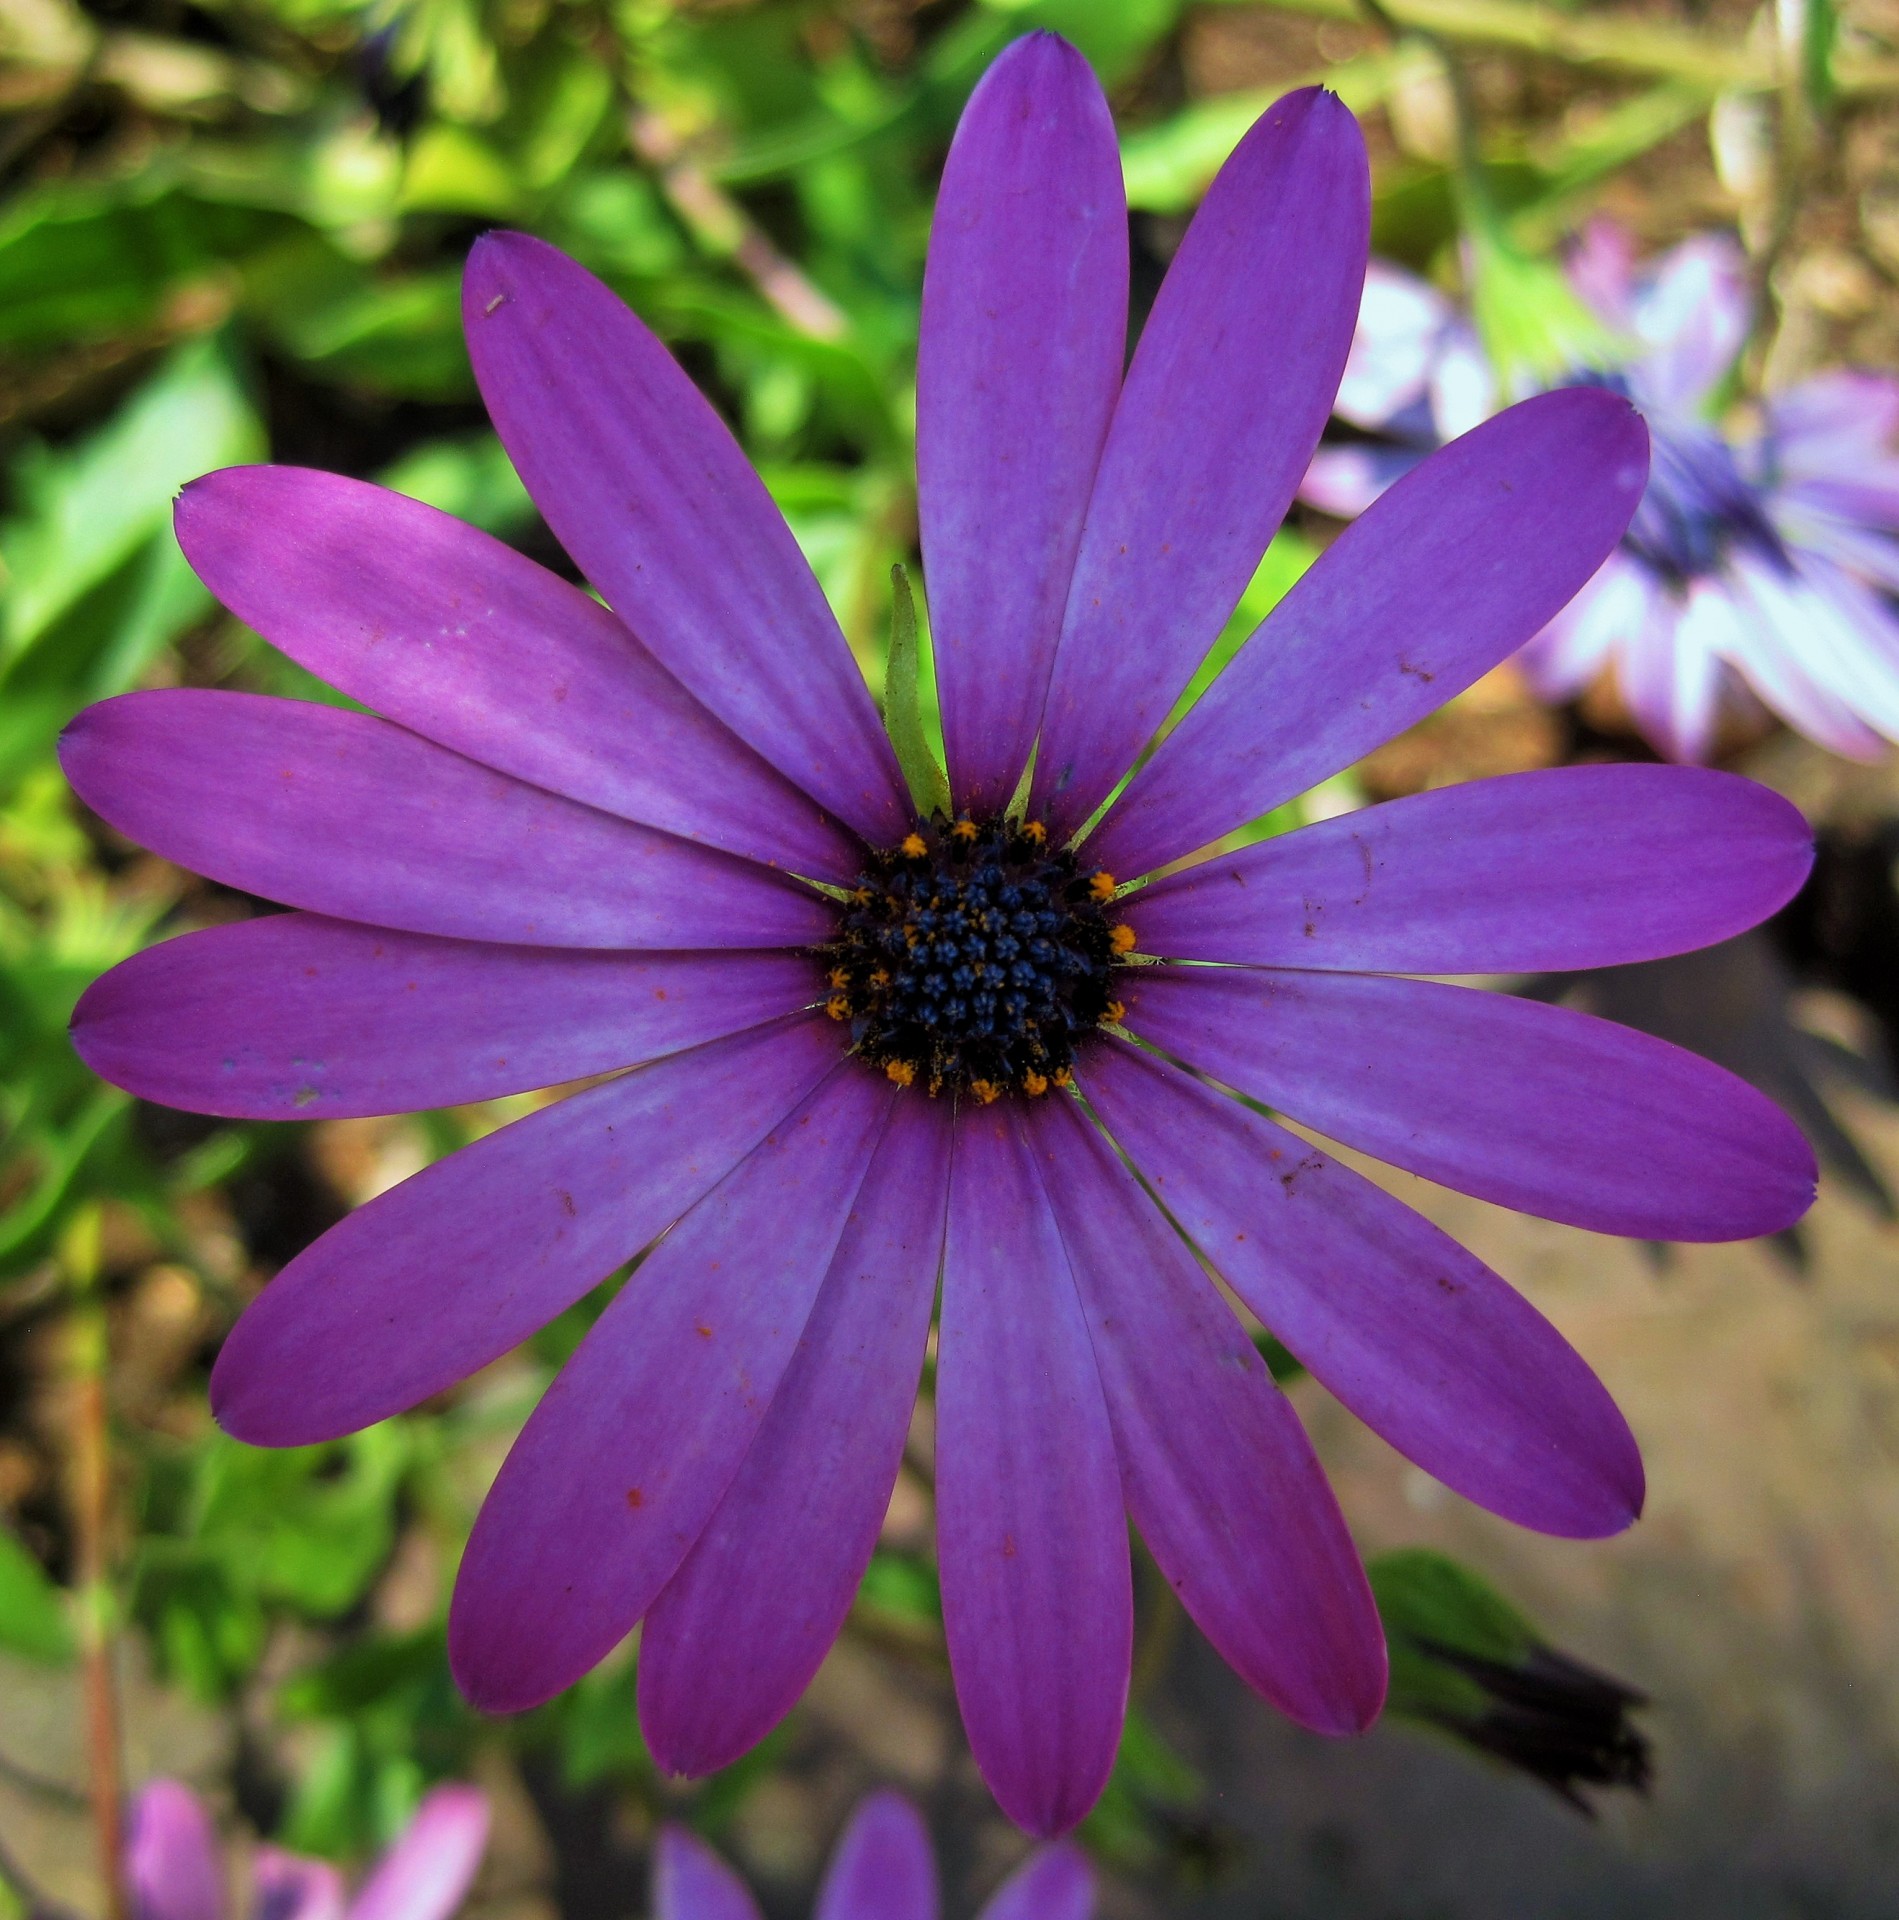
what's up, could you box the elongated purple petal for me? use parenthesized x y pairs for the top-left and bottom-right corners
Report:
(652, 1829), (762, 1920)
(812, 1793), (938, 1920)
(1122, 967), (1815, 1241)
(61, 692), (831, 951)
(1126, 766), (1812, 973)
(447, 1067), (892, 1712)
(74, 915), (820, 1120)
(918, 32), (1126, 814)
(250, 1852), (345, 1920)
(639, 1098), (950, 1776)
(1090, 389), (1649, 878)
(1030, 88), (1368, 836)
(1028, 1096), (1385, 1733)
(175, 469), (859, 883)
(125, 1782), (225, 1920)
(1079, 1042), (1644, 1538)
(936, 1105), (1130, 1837)
(212, 1017), (842, 1445)
(976, 1843), (1093, 1920)
(345, 1787), (488, 1920)
(462, 233), (908, 843)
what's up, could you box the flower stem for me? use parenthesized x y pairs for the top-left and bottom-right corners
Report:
(62, 1208), (126, 1920)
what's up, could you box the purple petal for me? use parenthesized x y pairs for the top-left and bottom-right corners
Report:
(812, 1792), (938, 1920)
(212, 1017), (843, 1445)
(60, 692), (831, 951)
(175, 469), (859, 884)
(1079, 1041), (1644, 1538)
(1121, 966), (1816, 1241)
(638, 1098), (951, 1776)
(125, 1782), (226, 1920)
(345, 1787), (488, 1920)
(918, 32), (1125, 815)
(249, 1851), (345, 1920)
(74, 915), (820, 1120)
(462, 233), (908, 844)
(447, 1066), (892, 1712)
(1030, 88), (1370, 837)
(652, 1829), (762, 1920)
(975, 1843), (1093, 1920)
(1027, 1097), (1385, 1734)
(1125, 766), (1812, 974)
(1089, 388), (1650, 879)
(936, 1105), (1130, 1837)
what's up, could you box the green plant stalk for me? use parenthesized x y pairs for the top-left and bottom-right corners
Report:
(1233, 0), (1899, 96)
(63, 1209), (126, 1920)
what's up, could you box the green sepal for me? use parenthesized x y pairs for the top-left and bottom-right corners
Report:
(881, 563), (951, 819)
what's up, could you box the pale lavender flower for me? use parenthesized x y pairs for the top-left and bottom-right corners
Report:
(124, 1782), (488, 1920)
(653, 1792), (1088, 1920)
(1305, 221), (1899, 761)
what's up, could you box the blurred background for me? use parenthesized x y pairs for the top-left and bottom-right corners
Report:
(6, 0), (1899, 1915)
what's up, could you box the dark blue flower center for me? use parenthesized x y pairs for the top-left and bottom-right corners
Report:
(1577, 370), (1785, 585)
(821, 815), (1129, 1101)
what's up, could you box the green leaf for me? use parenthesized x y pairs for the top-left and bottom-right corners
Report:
(0, 1523), (71, 1663)
(881, 565), (951, 818)
(0, 338), (261, 681)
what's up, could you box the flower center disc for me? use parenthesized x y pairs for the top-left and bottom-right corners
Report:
(821, 815), (1130, 1102)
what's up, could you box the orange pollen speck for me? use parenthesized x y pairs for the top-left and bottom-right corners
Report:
(951, 817), (980, 842)
(886, 1059), (917, 1087)
(1087, 872), (1117, 904)
(869, 968), (890, 989)
(851, 887), (873, 905)
(1023, 1070), (1049, 1097)
(828, 966), (851, 988)
(826, 993), (852, 1020)
(1021, 819), (1047, 844)
(969, 1079), (1002, 1105)
(1108, 924), (1136, 954)
(899, 832), (928, 858)
(1104, 1000), (1126, 1024)
(1052, 1067), (1074, 1088)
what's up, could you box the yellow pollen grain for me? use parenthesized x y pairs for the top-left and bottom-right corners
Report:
(1023, 1070), (1049, 1097)
(1108, 924), (1136, 954)
(828, 967), (851, 989)
(1104, 999), (1126, 1024)
(900, 831), (928, 858)
(1020, 820), (1047, 845)
(869, 968), (890, 989)
(951, 817), (980, 842)
(1088, 872), (1117, 903)
(970, 1079), (1002, 1105)
(886, 1060), (916, 1087)
(851, 886), (872, 905)
(826, 994), (852, 1021)
(1052, 1067), (1073, 1088)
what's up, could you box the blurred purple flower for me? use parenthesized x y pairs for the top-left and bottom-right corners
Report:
(64, 37), (1816, 1835)
(1305, 221), (1899, 761)
(125, 1782), (488, 1920)
(654, 1791), (1088, 1920)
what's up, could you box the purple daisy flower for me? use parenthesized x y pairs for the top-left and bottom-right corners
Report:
(126, 1781), (488, 1920)
(652, 1791), (1088, 1920)
(65, 36), (1816, 1836)
(1304, 221), (1899, 762)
